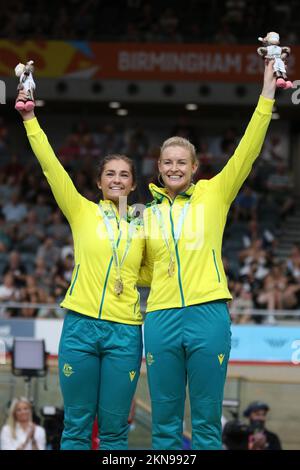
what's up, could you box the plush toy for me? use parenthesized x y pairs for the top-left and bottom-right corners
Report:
(257, 32), (293, 89)
(14, 60), (36, 111)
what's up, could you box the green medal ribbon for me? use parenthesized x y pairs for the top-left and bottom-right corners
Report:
(152, 201), (190, 277)
(98, 203), (136, 296)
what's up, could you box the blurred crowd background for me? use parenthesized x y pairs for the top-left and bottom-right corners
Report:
(0, 0), (299, 45)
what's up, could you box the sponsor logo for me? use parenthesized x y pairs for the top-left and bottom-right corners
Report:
(218, 354), (225, 365)
(264, 338), (289, 348)
(129, 370), (136, 382)
(291, 340), (300, 365)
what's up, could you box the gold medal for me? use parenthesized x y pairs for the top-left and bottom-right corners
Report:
(168, 258), (175, 277)
(114, 278), (124, 296)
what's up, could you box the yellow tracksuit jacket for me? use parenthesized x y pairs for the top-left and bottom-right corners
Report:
(142, 95), (274, 312)
(24, 118), (144, 324)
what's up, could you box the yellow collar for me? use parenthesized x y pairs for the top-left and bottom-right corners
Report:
(149, 183), (195, 203)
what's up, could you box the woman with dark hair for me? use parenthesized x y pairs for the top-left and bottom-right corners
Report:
(16, 90), (147, 450)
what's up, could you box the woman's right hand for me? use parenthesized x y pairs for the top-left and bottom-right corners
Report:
(15, 89), (35, 121)
(27, 423), (35, 440)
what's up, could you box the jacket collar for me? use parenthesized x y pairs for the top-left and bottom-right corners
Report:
(98, 199), (136, 222)
(149, 183), (195, 203)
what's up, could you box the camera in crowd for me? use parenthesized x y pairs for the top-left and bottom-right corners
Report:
(222, 418), (265, 450)
(223, 401), (270, 450)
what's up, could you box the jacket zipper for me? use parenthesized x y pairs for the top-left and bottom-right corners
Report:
(98, 232), (122, 318)
(69, 264), (80, 295)
(212, 249), (221, 283)
(169, 202), (185, 307)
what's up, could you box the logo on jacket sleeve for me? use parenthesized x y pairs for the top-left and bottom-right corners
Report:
(63, 363), (74, 377)
(218, 354), (225, 365)
(129, 370), (136, 382)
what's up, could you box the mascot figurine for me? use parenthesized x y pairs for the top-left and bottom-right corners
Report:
(15, 60), (36, 111)
(257, 32), (293, 89)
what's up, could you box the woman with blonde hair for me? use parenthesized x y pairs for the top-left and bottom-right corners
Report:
(143, 61), (276, 449)
(0, 397), (46, 450)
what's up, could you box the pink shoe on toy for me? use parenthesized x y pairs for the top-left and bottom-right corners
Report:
(285, 81), (293, 89)
(15, 100), (25, 111)
(24, 100), (35, 111)
(276, 78), (286, 88)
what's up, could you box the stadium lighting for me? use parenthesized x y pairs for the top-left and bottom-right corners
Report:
(162, 84), (175, 96)
(185, 103), (198, 111)
(117, 108), (128, 116)
(272, 105), (280, 120)
(127, 83), (139, 95)
(92, 82), (103, 94)
(235, 85), (247, 97)
(272, 112), (280, 120)
(199, 85), (211, 96)
(109, 101), (121, 109)
(35, 100), (45, 107)
(56, 81), (68, 94)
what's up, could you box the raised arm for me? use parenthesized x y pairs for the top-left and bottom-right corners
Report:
(16, 90), (84, 224)
(211, 61), (276, 205)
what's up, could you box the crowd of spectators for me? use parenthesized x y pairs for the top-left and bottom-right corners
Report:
(0, 113), (298, 322)
(0, 0), (298, 45)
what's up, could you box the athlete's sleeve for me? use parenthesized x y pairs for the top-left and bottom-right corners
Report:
(212, 95), (274, 205)
(137, 244), (153, 287)
(24, 117), (84, 224)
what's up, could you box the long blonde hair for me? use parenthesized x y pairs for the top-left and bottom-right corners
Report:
(6, 397), (33, 440)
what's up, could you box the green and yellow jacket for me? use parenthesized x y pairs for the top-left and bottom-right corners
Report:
(24, 118), (145, 324)
(142, 95), (274, 313)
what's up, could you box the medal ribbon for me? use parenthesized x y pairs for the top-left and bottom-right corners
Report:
(151, 201), (190, 271)
(98, 203), (136, 285)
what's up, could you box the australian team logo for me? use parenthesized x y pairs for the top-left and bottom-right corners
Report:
(63, 363), (74, 377)
(146, 352), (155, 366)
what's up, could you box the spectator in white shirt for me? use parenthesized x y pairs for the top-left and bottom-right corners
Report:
(0, 397), (46, 450)
(0, 273), (19, 301)
(0, 273), (20, 318)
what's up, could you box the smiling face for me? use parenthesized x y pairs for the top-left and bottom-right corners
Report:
(14, 401), (32, 424)
(98, 158), (136, 204)
(158, 145), (198, 198)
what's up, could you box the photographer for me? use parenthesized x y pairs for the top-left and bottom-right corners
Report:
(243, 401), (282, 450)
